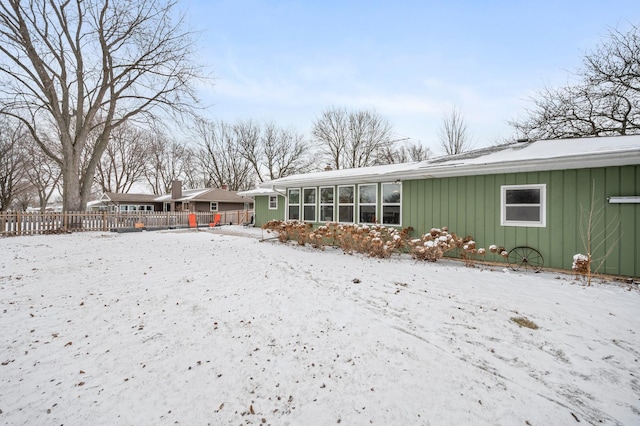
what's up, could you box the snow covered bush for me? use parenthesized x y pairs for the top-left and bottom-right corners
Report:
(262, 221), (412, 259)
(409, 227), (493, 266)
(572, 253), (590, 275)
(408, 227), (459, 262)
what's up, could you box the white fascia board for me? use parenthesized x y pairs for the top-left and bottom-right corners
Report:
(264, 148), (640, 189)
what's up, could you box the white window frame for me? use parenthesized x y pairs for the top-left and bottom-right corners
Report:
(319, 186), (335, 222)
(268, 195), (278, 210)
(210, 202), (218, 211)
(381, 182), (402, 226)
(358, 183), (377, 224)
(337, 185), (355, 223)
(501, 184), (546, 227)
(287, 188), (301, 221)
(302, 187), (317, 222)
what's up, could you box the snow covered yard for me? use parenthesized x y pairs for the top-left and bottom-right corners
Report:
(0, 228), (638, 426)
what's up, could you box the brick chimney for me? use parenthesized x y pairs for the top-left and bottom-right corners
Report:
(171, 180), (182, 199)
(221, 183), (228, 191)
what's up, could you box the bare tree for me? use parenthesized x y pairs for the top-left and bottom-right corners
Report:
(193, 118), (255, 191)
(511, 24), (640, 140)
(0, 0), (202, 212)
(144, 133), (192, 195)
(439, 106), (472, 155)
(237, 121), (312, 182)
(22, 138), (62, 211)
(312, 107), (393, 169)
(0, 117), (28, 211)
(95, 123), (150, 193)
(379, 141), (433, 164)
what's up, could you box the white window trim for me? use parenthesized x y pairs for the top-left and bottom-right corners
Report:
(337, 185), (355, 223)
(287, 188), (300, 221)
(381, 182), (402, 226)
(358, 183), (378, 224)
(501, 184), (546, 227)
(210, 202), (218, 211)
(268, 195), (278, 210)
(319, 186), (335, 222)
(302, 187), (317, 222)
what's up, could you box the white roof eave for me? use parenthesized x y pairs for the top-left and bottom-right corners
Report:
(264, 148), (640, 189)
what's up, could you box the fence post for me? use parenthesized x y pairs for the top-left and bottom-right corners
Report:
(16, 211), (22, 236)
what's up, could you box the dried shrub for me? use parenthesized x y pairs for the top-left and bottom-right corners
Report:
(572, 253), (590, 276)
(510, 316), (539, 330)
(262, 220), (412, 259)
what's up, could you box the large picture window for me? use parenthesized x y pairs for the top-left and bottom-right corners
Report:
(303, 188), (317, 222)
(338, 185), (354, 223)
(319, 187), (334, 222)
(358, 184), (377, 223)
(288, 188), (300, 220)
(381, 183), (401, 225)
(501, 184), (546, 227)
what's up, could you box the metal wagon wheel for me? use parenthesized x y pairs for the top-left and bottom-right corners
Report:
(507, 246), (544, 273)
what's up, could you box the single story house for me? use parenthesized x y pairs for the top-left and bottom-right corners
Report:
(240, 135), (640, 278)
(92, 181), (253, 213)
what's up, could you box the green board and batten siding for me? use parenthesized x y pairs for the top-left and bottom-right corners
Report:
(253, 194), (285, 227)
(402, 165), (640, 277)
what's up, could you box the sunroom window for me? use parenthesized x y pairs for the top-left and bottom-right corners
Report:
(303, 188), (317, 222)
(501, 184), (546, 227)
(319, 187), (334, 222)
(338, 185), (354, 223)
(358, 184), (377, 223)
(288, 188), (300, 220)
(382, 183), (401, 225)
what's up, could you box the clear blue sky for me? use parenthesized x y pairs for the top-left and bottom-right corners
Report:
(180, 0), (639, 154)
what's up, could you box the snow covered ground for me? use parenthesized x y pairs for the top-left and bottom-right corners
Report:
(1, 227), (639, 426)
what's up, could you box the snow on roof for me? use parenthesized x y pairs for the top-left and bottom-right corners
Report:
(237, 187), (282, 197)
(261, 135), (640, 189)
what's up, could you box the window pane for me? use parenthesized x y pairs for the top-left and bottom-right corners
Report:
(506, 189), (540, 204)
(288, 205), (300, 220)
(320, 187), (334, 203)
(359, 205), (376, 223)
(338, 186), (354, 203)
(304, 206), (316, 221)
(289, 189), (300, 204)
(303, 188), (316, 204)
(269, 196), (277, 208)
(383, 184), (401, 203)
(320, 206), (334, 222)
(382, 205), (400, 225)
(338, 205), (353, 222)
(506, 206), (541, 222)
(359, 185), (376, 204)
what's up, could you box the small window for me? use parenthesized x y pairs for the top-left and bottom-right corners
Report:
(288, 188), (300, 220)
(303, 188), (317, 222)
(381, 183), (401, 225)
(268, 195), (278, 210)
(210, 202), (218, 211)
(319, 187), (334, 222)
(338, 185), (354, 223)
(358, 184), (377, 223)
(501, 184), (546, 227)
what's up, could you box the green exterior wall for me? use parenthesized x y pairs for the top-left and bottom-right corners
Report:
(403, 165), (640, 277)
(254, 165), (639, 277)
(253, 194), (285, 227)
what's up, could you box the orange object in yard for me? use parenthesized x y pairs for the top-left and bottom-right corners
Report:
(188, 214), (197, 228)
(209, 213), (221, 227)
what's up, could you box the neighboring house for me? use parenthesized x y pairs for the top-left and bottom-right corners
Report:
(92, 181), (253, 213)
(242, 135), (640, 277)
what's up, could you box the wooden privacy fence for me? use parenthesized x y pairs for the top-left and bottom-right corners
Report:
(0, 210), (254, 237)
